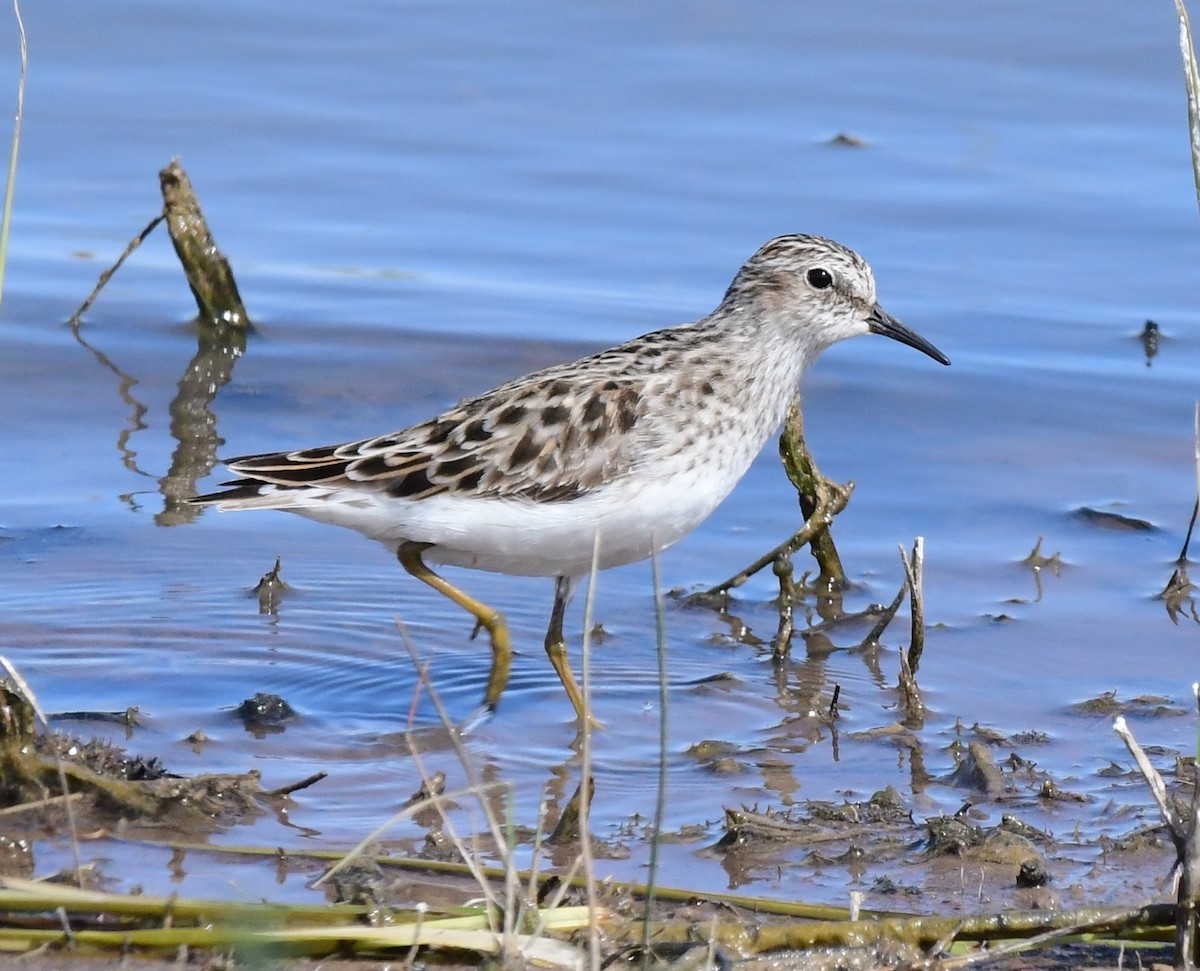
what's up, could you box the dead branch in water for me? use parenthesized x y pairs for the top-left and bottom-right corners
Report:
(69, 159), (250, 328)
(158, 159), (249, 327)
(699, 397), (852, 614)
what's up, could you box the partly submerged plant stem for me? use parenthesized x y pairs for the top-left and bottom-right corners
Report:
(0, 0), (26, 318)
(701, 396), (852, 604)
(778, 395), (848, 590)
(67, 216), (164, 328)
(158, 159), (250, 327)
(897, 539), (926, 729)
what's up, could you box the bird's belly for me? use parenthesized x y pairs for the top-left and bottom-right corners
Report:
(425, 473), (737, 576)
(291, 461), (748, 578)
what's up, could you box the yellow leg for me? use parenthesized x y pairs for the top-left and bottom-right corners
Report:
(545, 577), (602, 729)
(398, 542), (511, 713)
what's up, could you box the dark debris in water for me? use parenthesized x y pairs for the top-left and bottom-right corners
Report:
(50, 706), (142, 729)
(253, 555), (290, 614)
(1069, 690), (1185, 718)
(712, 785), (1072, 900)
(718, 787), (913, 853)
(945, 741), (1009, 799)
(325, 858), (391, 909)
(40, 736), (173, 782)
(1140, 318), (1160, 366)
(234, 692), (298, 735)
(701, 722), (1194, 916)
(1072, 506), (1155, 531)
(0, 679), (324, 841)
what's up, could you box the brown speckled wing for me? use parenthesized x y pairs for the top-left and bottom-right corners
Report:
(224, 374), (643, 503)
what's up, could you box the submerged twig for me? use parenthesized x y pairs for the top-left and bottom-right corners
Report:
(67, 216), (165, 327)
(1021, 536), (1063, 604)
(778, 395), (848, 590)
(546, 778), (594, 845)
(860, 577), (907, 650)
(902, 537), (926, 675)
(262, 771), (328, 799)
(897, 540), (926, 729)
(254, 556), (290, 614)
(771, 552), (796, 658)
(0, 791), (83, 818)
(702, 398), (853, 602)
(69, 161), (251, 328)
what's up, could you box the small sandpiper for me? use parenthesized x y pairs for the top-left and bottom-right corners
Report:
(192, 234), (949, 724)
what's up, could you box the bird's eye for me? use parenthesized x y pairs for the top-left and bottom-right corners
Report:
(806, 267), (833, 290)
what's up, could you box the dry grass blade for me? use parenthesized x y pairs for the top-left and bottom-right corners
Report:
(1176, 0), (1200, 213)
(578, 531), (601, 971)
(643, 548), (670, 958)
(393, 622), (597, 965)
(259, 905), (596, 957)
(0, 0), (26, 318)
(0, 876), (364, 921)
(311, 779), (508, 889)
(0, 876), (597, 965)
(398, 670), (504, 923)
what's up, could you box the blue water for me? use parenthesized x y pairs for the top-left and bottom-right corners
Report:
(0, 0), (1197, 909)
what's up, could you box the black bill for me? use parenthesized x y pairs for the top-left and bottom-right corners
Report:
(868, 305), (950, 366)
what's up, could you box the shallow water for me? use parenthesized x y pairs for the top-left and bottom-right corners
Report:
(1, 0), (1198, 910)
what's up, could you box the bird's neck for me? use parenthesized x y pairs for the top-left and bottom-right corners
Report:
(690, 305), (818, 444)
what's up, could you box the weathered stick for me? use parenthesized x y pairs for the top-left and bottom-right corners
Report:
(778, 396), (847, 590)
(703, 398), (853, 601)
(901, 537), (925, 675)
(159, 159), (250, 327)
(1114, 711), (1200, 966)
(67, 215), (165, 326)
